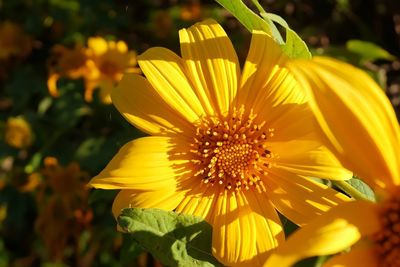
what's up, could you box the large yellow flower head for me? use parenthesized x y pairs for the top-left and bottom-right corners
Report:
(264, 57), (400, 267)
(89, 20), (351, 266)
(0, 21), (32, 60)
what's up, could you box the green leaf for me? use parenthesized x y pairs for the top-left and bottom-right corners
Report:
(346, 40), (396, 62)
(118, 208), (222, 267)
(345, 177), (376, 202)
(120, 235), (144, 265)
(214, 0), (271, 33)
(261, 12), (311, 59)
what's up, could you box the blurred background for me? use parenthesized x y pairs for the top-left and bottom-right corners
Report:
(0, 0), (399, 266)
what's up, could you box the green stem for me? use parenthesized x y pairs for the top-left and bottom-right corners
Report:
(250, 0), (265, 13)
(250, 0), (285, 44)
(333, 180), (372, 201)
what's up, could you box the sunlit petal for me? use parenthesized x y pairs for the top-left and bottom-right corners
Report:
(288, 57), (400, 190)
(264, 201), (380, 267)
(179, 19), (240, 116)
(89, 136), (191, 190)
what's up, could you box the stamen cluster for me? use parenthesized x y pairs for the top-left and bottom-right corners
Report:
(373, 193), (400, 267)
(190, 107), (275, 192)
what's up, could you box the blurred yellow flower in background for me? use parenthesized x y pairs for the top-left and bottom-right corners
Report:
(40, 157), (89, 209)
(85, 37), (140, 104)
(19, 172), (42, 193)
(264, 58), (400, 267)
(4, 116), (33, 149)
(90, 20), (351, 266)
(47, 37), (139, 104)
(0, 21), (32, 60)
(47, 44), (94, 98)
(35, 157), (93, 262)
(180, 0), (202, 21)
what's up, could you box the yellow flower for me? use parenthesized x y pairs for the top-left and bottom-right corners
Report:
(0, 21), (32, 60)
(4, 116), (33, 149)
(35, 157), (92, 260)
(41, 157), (88, 206)
(89, 20), (351, 266)
(180, 1), (202, 21)
(85, 37), (140, 104)
(19, 172), (42, 192)
(264, 58), (400, 267)
(47, 44), (94, 98)
(47, 37), (139, 104)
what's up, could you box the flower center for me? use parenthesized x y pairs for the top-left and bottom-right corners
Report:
(190, 107), (275, 191)
(100, 61), (120, 78)
(373, 192), (400, 267)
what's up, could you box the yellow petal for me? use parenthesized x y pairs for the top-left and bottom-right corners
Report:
(267, 104), (351, 180)
(47, 73), (60, 97)
(263, 201), (380, 267)
(179, 19), (240, 116)
(323, 247), (378, 267)
(89, 136), (191, 190)
(98, 79), (113, 104)
(288, 57), (400, 190)
(84, 78), (98, 102)
(271, 142), (352, 180)
(112, 188), (185, 218)
(266, 170), (350, 226)
(138, 47), (206, 123)
(112, 74), (194, 135)
(238, 31), (306, 121)
(175, 182), (219, 221)
(211, 190), (284, 266)
(116, 40), (128, 53)
(87, 37), (108, 56)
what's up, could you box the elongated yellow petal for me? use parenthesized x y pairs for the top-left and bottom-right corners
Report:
(272, 143), (352, 180)
(211, 190), (284, 266)
(112, 74), (194, 135)
(263, 201), (380, 267)
(138, 47), (206, 124)
(266, 170), (350, 226)
(267, 103), (351, 180)
(175, 182), (219, 221)
(89, 136), (191, 190)
(323, 247), (378, 267)
(179, 19), (239, 116)
(238, 31), (306, 121)
(47, 73), (60, 97)
(112, 188), (185, 218)
(87, 37), (108, 56)
(288, 57), (400, 190)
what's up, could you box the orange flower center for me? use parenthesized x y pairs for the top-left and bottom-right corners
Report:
(100, 61), (120, 78)
(190, 107), (275, 191)
(373, 192), (400, 267)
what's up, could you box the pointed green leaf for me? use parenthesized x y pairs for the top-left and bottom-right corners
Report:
(118, 208), (222, 267)
(214, 0), (271, 33)
(261, 12), (311, 59)
(120, 235), (143, 265)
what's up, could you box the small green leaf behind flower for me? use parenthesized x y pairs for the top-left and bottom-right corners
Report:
(214, 0), (271, 34)
(345, 177), (376, 201)
(214, 0), (311, 60)
(118, 208), (223, 267)
(346, 40), (396, 63)
(334, 177), (376, 202)
(261, 12), (311, 60)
